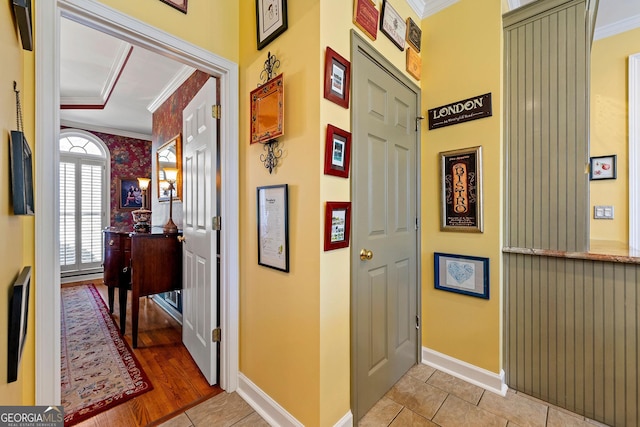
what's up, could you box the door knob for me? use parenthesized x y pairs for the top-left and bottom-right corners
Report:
(177, 236), (186, 243)
(360, 249), (373, 261)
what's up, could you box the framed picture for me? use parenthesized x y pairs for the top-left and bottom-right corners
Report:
(353, 0), (379, 41)
(324, 124), (352, 178)
(589, 154), (617, 180)
(406, 46), (421, 80)
(324, 47), (351, 109)
(324, 202), (351, 251)
(250, 73), (285, 144)
(440, 146), (483, 232)
(434, 252), (489, 299)
(406, 17), (421, 52)
(256, 0), (288, 50)
(119, 178), (144, 210)
(380, 0), (406, 51)
(257, 184), (289, 272)
(158, 0), (187, 14)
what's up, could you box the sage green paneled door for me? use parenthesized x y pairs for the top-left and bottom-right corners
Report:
(351, 32), (420, 421)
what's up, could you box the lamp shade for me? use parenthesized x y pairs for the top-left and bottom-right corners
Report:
(137, 177), (151, 190)
(159, 180), (170, 191)
(164, 167), (179, 183)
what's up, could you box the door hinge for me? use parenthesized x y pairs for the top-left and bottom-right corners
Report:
(415, 217), (420, 230)
(212, 104), (221, 119)
(212, 216), (221, 231)
(416, 316), (420, 329)
(212, 327), (221, 342)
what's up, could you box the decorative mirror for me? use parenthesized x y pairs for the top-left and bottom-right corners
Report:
(156, 133), (182, 201)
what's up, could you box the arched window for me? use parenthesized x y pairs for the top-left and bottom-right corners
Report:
(59, 129), (109, 277)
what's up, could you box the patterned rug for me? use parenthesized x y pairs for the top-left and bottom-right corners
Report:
(61, 284), (153, 425)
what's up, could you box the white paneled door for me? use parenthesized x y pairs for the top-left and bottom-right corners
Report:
(181, 77), (218, 385)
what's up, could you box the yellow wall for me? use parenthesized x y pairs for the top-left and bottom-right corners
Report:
(0, 0), (35, 405)
(420, 0), (503, 373)
(589, 28), (640, 244)
(239, 1), (323, 425)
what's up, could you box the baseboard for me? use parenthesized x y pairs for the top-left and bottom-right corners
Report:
(422, 347), (507, 396)
(237, 373), (303, 427)
(333, 410), (353, 427)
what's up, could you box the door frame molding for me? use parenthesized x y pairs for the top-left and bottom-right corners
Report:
(349, 29), (422, 420)
(629, 52), (640, 251)
(35, 0), (239, 404)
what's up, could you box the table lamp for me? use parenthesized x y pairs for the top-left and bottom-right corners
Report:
(163, 167), (179, 233)
(132, 176), (152, 233)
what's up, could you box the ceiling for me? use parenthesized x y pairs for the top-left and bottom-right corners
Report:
(60, 0), (639, 139)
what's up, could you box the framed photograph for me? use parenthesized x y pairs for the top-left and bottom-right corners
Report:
(406, 17), (421, 52)
(353, 0), (379, 41)
(119, 178), (144, 210)
(440, 146), (483, 232)
(380, 0), (406, 51)
(589, 155), (617, 180)
(250, 73), (285, 144)
(434, 252), (489, 299)
(158, 0), (187, 14)
(324, 124), (352, 178)
(256, 0), (288, 50)
(324, 47), (351, 109)
(257, 184), (289, 272)
(324, 202), (351, 251)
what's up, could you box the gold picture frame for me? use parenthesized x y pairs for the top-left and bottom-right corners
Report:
(250, 74), (285, 144)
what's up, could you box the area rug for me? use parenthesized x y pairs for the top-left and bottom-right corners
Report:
(61, 284), (153, 425)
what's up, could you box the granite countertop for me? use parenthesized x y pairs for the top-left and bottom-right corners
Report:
(503, 240), (640, 264)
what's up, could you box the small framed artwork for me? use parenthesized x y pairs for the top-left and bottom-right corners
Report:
(406, 47), (421, 80)
(324, 47), (351, 109)
(324, 124), (352, 178)
(380, 0), (406, 51)
(434, 252), (489, 299)
(119, 178), (143, 209)
(256, 0), (288, 50)
(158, 0), (187, 14)
(353, 0), (379, 41)
(440, 146), (483, 232)
(257, 184), (289, 272)
(406, 17), (421, 52)
(324, 201), (351, 251)
(589, 155), (617, 180)
(250, 73), (285, 144)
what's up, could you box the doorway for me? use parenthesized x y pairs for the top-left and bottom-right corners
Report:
(34, 0), (239, 405)
(350, 31), (422, 421)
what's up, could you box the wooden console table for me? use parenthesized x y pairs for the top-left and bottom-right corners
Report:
(103, 228), (182, 347)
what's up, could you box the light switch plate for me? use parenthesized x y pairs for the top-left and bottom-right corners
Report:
(594, 205), (614, 219)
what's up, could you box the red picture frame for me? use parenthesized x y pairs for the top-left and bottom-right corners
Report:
(324, 124), (351, 178)
(324, 201), (351, 251)
(324, 47), (351, 109)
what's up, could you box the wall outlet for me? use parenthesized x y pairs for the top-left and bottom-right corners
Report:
(594, 205), (614, 219)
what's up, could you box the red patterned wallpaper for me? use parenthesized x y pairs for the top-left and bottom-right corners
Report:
(81, 130), (152, 228)
(153, 70), (210, 150)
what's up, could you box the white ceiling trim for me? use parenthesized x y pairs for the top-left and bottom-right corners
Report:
(60, 41), (131, 107)
(407, 0), (459, 19)
(147, 64), (196, 113)
(594, 13), (640, 40)
(61, 119), (152, 140)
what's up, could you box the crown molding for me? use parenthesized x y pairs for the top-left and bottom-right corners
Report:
(60, 119), (152, 140)
(407, 0), (459, 19)
(594, 13), (640, 40)
(60, 42), (132, 107)
(147, 64), (195, 113)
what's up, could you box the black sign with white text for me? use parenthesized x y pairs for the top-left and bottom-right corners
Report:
(428, 93), (492, 130)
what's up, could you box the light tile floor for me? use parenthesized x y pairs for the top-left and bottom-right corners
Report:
(157, 365), (610, 427)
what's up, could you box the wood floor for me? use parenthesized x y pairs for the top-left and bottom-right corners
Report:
(64, 280), (222, 427)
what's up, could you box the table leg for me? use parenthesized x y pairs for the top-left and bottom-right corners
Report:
(132, 288), (139, 348)
(107, 286), (114, 314)
(118, 287), (127, 335)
